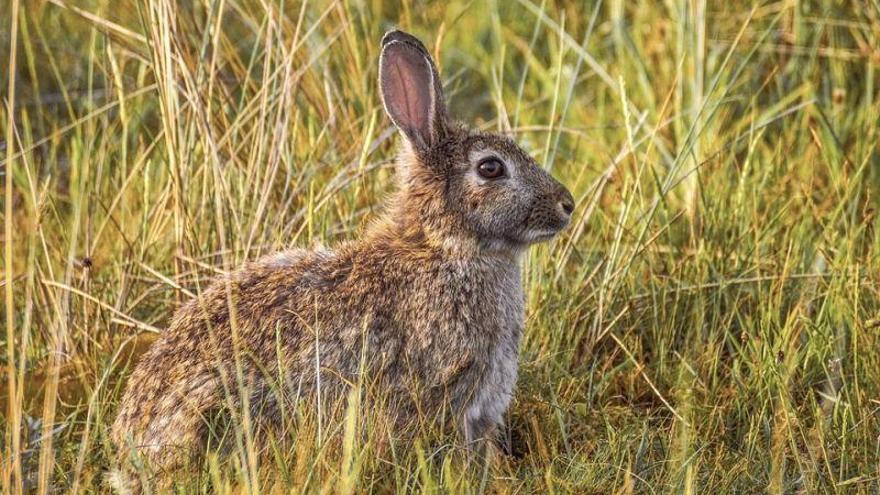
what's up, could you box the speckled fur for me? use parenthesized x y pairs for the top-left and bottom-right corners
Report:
(110, 30), (573, 493)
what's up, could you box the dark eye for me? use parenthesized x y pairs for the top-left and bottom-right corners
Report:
(477, 158), (505, 179)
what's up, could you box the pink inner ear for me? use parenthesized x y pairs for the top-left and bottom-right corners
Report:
(381, 42), (434, 147)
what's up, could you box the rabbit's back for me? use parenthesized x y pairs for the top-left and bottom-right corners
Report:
(110, 248), (356, 485)
(111, 242), (523, 488)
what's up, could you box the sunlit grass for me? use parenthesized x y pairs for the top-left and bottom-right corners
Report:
(2, 0), (879, 493)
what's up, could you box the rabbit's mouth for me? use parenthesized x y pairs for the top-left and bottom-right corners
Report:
(519, 207), (571, 244)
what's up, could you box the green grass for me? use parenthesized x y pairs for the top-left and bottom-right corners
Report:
(2, 0), (879, 492)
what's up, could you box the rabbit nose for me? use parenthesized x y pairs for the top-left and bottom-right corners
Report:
(557, 189), (575, 218)
(559, 198), (574, 216)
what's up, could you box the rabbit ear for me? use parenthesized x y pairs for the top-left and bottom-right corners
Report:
(379, 30), (447, 151)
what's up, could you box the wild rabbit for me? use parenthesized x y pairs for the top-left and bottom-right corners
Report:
(109, 29), (574, 493)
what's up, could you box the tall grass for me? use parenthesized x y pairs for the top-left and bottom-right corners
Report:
(2, 0), (879, 492)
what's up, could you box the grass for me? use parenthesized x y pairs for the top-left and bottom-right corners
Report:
(2, 0), (879, 492)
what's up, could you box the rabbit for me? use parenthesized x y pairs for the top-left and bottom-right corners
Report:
(108, 29), (574, 493)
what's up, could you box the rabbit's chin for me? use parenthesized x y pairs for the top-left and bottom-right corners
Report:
(485, 228), (565, 251)
(496, 229), (563, 249)
(522, 228), (565, 244)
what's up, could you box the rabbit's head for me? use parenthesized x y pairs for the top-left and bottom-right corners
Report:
(378, 30), (574, 252)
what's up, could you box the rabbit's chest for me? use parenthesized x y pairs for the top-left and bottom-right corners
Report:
(403, 257), (525, 429)
(458, 274), (524, 439)
(462, 322), (521, 439)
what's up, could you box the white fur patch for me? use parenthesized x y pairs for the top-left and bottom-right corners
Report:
(262, 249), (309, 268)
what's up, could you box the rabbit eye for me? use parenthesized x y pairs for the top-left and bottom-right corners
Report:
(477, 158), (505, 179)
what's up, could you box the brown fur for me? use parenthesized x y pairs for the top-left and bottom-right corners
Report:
(109, 30), (573, 493)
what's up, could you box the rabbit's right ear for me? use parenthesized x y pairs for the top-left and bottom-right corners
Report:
(379, 30), (447, 151)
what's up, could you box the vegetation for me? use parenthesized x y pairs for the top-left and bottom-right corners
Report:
(2, 0), (879, 492)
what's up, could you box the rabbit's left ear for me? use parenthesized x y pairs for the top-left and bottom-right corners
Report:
(379, 30), (447, 151)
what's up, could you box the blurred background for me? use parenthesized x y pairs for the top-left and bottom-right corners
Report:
(2, 0), (879, 492)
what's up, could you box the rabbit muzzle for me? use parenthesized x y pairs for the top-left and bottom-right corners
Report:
(522, 183), (574, 243)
